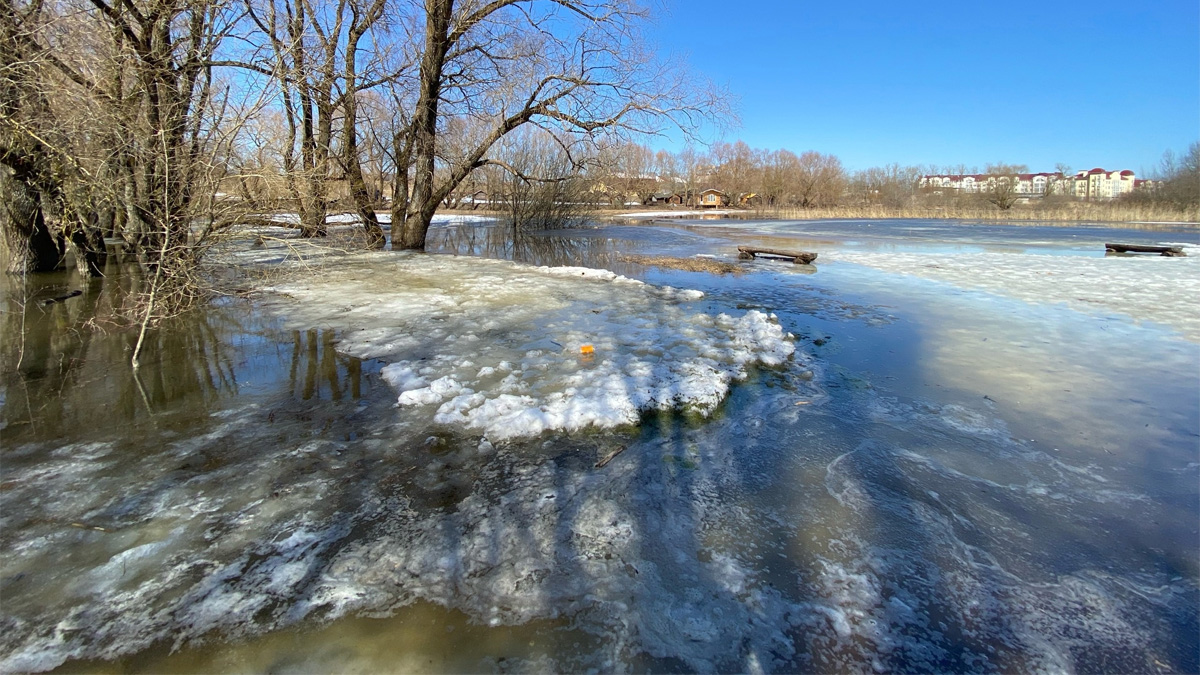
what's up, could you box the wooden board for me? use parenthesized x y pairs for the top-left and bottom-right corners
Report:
(737, 246), (818, 264)
(1105, 243), (1186, 257)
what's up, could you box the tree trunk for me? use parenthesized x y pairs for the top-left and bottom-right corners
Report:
(298, 182), (328, 238)
(69, 218), (107, 277)
(343, 99), (384, 247)
(343, 14), (385, 249)
(390, 128), (412, 248)
(1, 168), (63, 274)
(399, 0), (452, 251)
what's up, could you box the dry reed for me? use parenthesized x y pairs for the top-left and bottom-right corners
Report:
(618, 254), (743, 275)
(750, 203), (1199, 225)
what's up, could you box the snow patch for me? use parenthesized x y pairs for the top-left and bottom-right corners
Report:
(261, 254), (794, 440)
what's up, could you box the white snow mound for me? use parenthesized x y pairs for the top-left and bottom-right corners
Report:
(263, 253), (794, 440)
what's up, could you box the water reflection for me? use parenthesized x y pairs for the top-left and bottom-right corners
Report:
(1, 270), (238, 440)
(427, 221), (626, 269)
(426, 220), (758, 280)
(290, 328), (365, 402)
(0, 268), (371, 447)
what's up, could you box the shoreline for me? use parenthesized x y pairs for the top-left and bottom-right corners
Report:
(433, 206), (1200, 227)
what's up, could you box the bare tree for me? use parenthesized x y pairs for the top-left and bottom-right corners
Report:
(793, 150), (846, 208)
(590, 140), (657, 206)
(247, 0), (383, 240)
(852, 164), (922, 208)
(710, 140), (755, 201)
(2, 0), (243, 291)
(757, 149), (795, 207)
(0, 0), (65, 273)
(1124, 142), (1200, 212)
(494, 127), (591, 230)
(390, 0), (728, 250)
(983, 162), (1028, 210)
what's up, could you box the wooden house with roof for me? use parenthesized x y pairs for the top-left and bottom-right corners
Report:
(698, 188), (728, 208)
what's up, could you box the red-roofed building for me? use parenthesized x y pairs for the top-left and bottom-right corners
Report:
(1067, 168), (1137, 199)
(919, 171), (1066, 196)
(921, 167), (1140, 200)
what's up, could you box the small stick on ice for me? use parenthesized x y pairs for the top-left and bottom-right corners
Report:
(595, 445), (626, 468)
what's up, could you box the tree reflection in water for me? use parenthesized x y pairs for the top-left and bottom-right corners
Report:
(426, 220), (629, 271)
(291, 328), (365, 402)
(0, 266), (369, 447)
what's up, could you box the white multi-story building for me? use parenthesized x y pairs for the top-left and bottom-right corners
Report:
(920, 172), (1065, 195)
(1065, 168), (1137, 199)
(920, 168), (1139, 199)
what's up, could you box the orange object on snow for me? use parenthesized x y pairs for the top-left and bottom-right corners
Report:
(580, 344), (595, 355)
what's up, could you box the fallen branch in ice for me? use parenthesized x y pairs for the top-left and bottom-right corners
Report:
(595, 444), (626, 468)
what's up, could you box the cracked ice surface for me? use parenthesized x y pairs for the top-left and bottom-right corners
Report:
(827, 248), (1200, 341)
(261, 252), (795, 441)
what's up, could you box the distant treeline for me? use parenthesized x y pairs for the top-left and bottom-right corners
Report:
(505, 140), (1197, 218)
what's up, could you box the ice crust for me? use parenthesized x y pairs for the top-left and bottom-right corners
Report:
(262, 253), (794, 441)
(828, 249), (1200, 341)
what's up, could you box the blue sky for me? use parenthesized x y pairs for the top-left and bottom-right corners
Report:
(652, 0), (1199, 174)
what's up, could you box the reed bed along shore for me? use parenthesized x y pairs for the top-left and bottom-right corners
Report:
(436, 203), (1198, 227)
(746, 203), (1199, 225)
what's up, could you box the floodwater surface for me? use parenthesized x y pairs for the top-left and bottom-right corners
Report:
(1, 218), (1197, 673)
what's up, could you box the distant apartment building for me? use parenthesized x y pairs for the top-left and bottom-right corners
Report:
(920, 172), (1063, 195)
(920, 168), (1140, 200)
(1065, 168), (1137, 199)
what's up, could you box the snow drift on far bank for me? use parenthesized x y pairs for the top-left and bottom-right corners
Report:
(261, 253), (796, 440)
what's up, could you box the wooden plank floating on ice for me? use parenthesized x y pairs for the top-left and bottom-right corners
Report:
(1104, 243), (1186, 257)
(737, 246), (818, 264)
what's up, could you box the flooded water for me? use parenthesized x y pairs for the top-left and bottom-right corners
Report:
(2, 218), (1197, 673)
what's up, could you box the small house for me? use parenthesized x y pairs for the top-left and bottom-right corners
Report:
(699, 188), (728, 208)
(668, 190), (699, 207)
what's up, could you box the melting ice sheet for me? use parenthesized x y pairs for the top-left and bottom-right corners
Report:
(827, 248), (1200, 341)
(260, 253), (795, 441)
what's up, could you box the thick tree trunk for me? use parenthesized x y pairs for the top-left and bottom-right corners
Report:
(1, 168), (63, 274)
(391, 163), (409, 240)
(69, 222), (107, 277)
(400, 0), (452, 251)
(390, 128), (413, 249)
(298, 175), (327, 238)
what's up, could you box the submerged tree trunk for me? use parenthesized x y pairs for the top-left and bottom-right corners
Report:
(68, 216), (108, 277)
(1, 167), (63, 274)
(298, 183), (328, 238)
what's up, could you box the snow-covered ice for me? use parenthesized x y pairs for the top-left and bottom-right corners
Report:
(827, 249), (1200, 341)
(261, 253), (795, 441)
